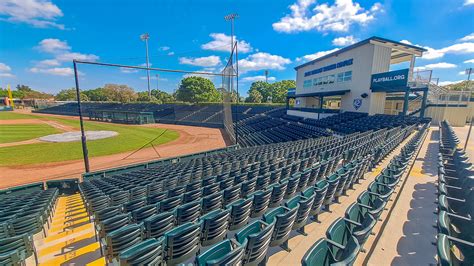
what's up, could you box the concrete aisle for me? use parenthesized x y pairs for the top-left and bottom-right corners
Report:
(35, 193), (105, 266)
(367, 128), (439, 265)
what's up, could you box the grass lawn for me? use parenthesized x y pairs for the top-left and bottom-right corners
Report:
(0, 124), (60, 144)
(0, 112), (41, 120)
(0, 116), (179, 166)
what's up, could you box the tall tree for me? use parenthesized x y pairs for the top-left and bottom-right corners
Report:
(103, 84), (138, 103)
(271, 80), (296, 103)
(56, 88), (88, 101)
(247, 89), (263, 103)
(83, 88), (108, 101)
(175, 76), (220, 103)
(151, 89), (175, 103)
(248, 81), (271, 102)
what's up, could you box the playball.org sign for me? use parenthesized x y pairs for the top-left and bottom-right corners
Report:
(371, 69), (409, 92)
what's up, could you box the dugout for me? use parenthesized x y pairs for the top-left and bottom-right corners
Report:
(88, 109), (155, 124)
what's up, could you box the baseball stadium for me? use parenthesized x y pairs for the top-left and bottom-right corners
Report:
(1, 1), (474, 266)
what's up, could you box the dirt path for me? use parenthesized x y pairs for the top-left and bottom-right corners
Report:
(0, 122), (227, 189)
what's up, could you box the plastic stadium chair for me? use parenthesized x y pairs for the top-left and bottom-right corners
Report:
(96, 213), (132, 240)
(437, 233), (474, 266)
(301, 238), (339, 266)
(201, 192), (223, 214)
(144, 212), (175, 239)
(183, 189), (203, 204)
(323, 174), (340, 211)
(175, 200), (201, 225)
(94, 205), (123, 223)
(147, 191), (167, 205)
(235, 220), (275, 266)
(129, 186), (147, 200)
(262, 206), (298, 252)
(168, 185), (186, 198)
(118, 238), (164, 266)
(302, 180), (329, 222)
(283, 175), (300, 199)
(202, 183), (221, 197)
(247, 188), (272, 218)
(163, 222), (201, 265)
(131, 204), (157, 223)
(223, 185), (241, 205)
(110, 191), (130, 206)
(437, 210), (473, 242)
(0, 222), (10, 238)
(334, 168), (350, 202)
(357, 191), (386, 220)
(375, 173), (399, 189)
(0, 250), (22, 266)
(158, 195), (182, 213)
(268, 182), (288, 208)
(199, 209), (230, 246)
(325, 218), (361, 265)
(367, 181), (393, 202)
(103, 223), (144, 261)
(240, 179), (257, 198)
(0, 234), (35, 265)
(344, 203), (377, 249)
(123, 197), (147, 212)
(285, 194), (315, 236)
(9, 214), (45, 237)
(196, 239), (245, 266)
(227, 198), (253, 230)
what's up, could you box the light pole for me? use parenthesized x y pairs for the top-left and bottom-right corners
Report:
(264, 70), (269, 83)
(140, 33), (151, 98)
(464, 67), (473, 152)
(224, 13), (239, 54)
(156, 74), (159, 91)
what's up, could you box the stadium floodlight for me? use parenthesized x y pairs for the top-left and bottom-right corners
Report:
(224, 13), (239, 54)
(141, 33), (151, 98)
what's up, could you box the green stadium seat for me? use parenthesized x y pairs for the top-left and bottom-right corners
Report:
(323, 174), (341, 211)
(262, 206), (298, 252)
(227, 198), (253, 230)
(118, 238), (164, 266)
(437, 233), (474, 266)
(131, 204), (157, 223)
(344, 203), (377, 249)
(0, 250), (22, 266)
(163, 222), (201, 265)
(196, 239), (244, 266)
(158, 195), (182, 212)
(357, 191), (386, 220)
(201, 192), (223, 214)
(367, 181), (393, 202)
(103, 223), (144, 261)
(268, 182), (288, 208)
(175, 200), (201, 225)
(235, 220), (275, 266)
(223, 185), (240, 205)
(302, 180), (328, 222)
(325, 218), (361, 265)
(0, 234), (35, 265)
(199, 209), (230, 246)
(285, 194), (315, 236)
(9, 214), (45, 237)
(96, 213), (132, 239)
(247, 188), (272, 218)
(144, 212), (175, 239)
(301, 238), (338, 266)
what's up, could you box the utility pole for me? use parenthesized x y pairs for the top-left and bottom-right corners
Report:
(140, 33), (151, 98)
(156, 74), (159, 91)
(264, 70), (269, 83)
(464, 67), (473, 151)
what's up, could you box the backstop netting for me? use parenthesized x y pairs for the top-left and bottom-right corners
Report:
(221, 43), (237, 145)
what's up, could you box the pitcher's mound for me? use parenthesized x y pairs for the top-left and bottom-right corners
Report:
(39, 131), (118, 143)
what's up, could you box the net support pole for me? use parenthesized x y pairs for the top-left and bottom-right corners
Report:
(235, 41), (239, 145)
(73, 60), (90, 173)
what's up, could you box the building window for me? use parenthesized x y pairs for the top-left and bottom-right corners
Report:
(343, 71), (352, 82)
(322, 76), (328, 85)
(337, 73), (344, 82)
(317, 77), (322, 85)
(328, 75), (335, 84)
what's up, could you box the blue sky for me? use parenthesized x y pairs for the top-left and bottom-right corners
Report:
(0, 0), (473, 96)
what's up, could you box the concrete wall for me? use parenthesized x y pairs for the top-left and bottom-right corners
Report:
(296, 42), (392, 115)
(287, 110), (337, 119)
(425, 106), (468, 126)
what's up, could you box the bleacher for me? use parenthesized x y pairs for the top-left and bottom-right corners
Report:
(436, 121), (474, 265)
(0, 185), (59, 265)
(72, 123), (418, 265)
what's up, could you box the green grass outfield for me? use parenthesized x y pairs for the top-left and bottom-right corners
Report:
(0, 112), (179, 166)
(0, 112), (41, 120)
(0, 124), (60, 144)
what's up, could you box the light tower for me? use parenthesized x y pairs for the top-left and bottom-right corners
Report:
(140, 33), (151, 97)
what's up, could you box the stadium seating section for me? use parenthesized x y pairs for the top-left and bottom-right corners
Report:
(436, 121), (474, 265)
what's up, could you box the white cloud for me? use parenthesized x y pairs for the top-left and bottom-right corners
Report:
(0, 62), (12, 72)
(459, 71), (468, 75)
(460, 33), (474, 41)
(420, 42), (474, 60)
(167, 51), (175, 56)
(0, 0), (65, 29)
(438, 80), (463, 86)
(37, 38), (70, 53)
(56, 52), (99, 62)
(332, 35), (358, 46)
(0, 73), (15, 78)
(273, 0), (382, 33)
(140, 76), (168, 81)
(296, 48), (340, 62)
(29, 67), (74, 76)
(201, 33), (252, 53)
(0, 62), (14, 78)
(415, 62), (457, 71)
(37, 59), (60, 67)
(464, 59), (474, 64)
(238, 52), (292, 73)
(159, 46), (170, 51)
(464, 0), (474, 6)
(179, 55), (221, 67)
(120, 67), (139, 73)
(241, 75), (276, 82)
(400, 40), (412, 45)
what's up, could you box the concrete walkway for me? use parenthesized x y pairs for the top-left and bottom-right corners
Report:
(367, 128), (438, 265)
